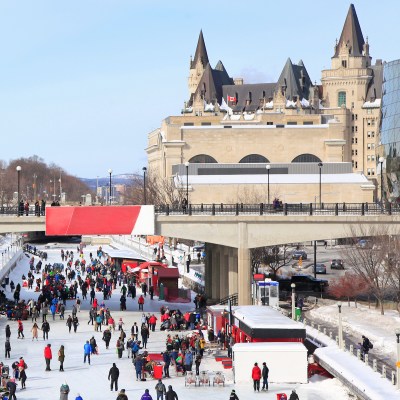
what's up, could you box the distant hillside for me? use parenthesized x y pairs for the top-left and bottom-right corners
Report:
(80, 174), (140, 191)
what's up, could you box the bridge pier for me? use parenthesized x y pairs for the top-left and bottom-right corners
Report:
(238, 222), (251, 305)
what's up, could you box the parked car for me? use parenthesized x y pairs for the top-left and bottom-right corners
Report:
(331, 259), (344, 270)
(292, 250), (307, 260)
(314, 263), (327, 274)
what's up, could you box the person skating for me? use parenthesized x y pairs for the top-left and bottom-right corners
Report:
(138, 295), (145, 311)
(5, 324), (11, 339)
(116, 388), (128, 400)
(163, 352), (171, 377)
(58, 345), (65, 371)
(229, 389), (239, 400)
(60, 381), (70, 400)
(141, 324), (149, 349)
(42, 320), (50, 340)
(155, 379), (166, 400)
(20, 365), (27, 389)
(103, 328), (112, 349)
(66, 316), (73, 333)
(5, 338), (11, 358)
(289, 389), (299, 400)
(84, 340), (91, 364)
(108, 362), (119, 391)
(75, 394), (83, 400)
(116, 338), (124, 359)
(252, 362), (261, 392)
(44, 343), (52, 371)
(194, 355), (201, 376)
(140, 389), (153, 400)
(165, 385), (178, 400)
(90, 336), (97, 354)
(6, 378), (17, 400)
(31, 322), (39, 340)
(17, 319), (24, 339)
(261, 362), (269, 391)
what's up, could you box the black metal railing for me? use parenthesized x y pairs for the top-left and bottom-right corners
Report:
(155, 202), (399, 217)
(0, 206), (45, 217)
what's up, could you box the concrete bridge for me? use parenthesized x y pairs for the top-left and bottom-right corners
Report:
(2, 207), (400, 305)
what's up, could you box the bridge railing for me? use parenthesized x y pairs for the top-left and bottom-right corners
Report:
(155, 202), (400, 216)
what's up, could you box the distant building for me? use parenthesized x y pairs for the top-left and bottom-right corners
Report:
(146, 4), (382, 204)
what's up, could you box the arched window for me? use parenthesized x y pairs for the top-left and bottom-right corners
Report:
(292, 154), (322, 163)
(188, 154), (217, 163)
(239, 154), (270, 163)
(338, 91), (346, 107)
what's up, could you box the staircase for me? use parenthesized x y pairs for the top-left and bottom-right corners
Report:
(215, 350), (233, 369)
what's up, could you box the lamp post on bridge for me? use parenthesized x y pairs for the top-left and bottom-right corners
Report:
(291, 283), (296, 320)
(16, 166), (21, 216)
(108, 169), (112, 205)
(396, 328), (400, 389)
(142, 167), (147, 205)
(379, 156), (384, 206)
(318, 162), (323, 209)
(266, 164), (271, 206)
(184, 162), (190, 205)
(338, 302), (343, 350)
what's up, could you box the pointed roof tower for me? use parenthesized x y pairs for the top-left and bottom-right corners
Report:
(191, 30), (209, 69)
(334, 4), (365, 57)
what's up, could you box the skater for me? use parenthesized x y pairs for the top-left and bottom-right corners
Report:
(73, 316), (79, 333)
(116, 389), (128, 400)
(138, 295), (145, 311)
(42, 320), (50, 340)
(44, 343), (52, 371)
(20, 364), (27, 389)
(289, 389), (299, 400)
(229, 390), (239, 400)
(252, 362), (261, 392)
(141, 324), (149, 349)
(140, 389), (153, 400)
(155, 379), (166, 400)
(6, 379), (17, 400)
(108, 362), (120, 391)
(5, 338), (11, 358)
(103, 328), (112, 349)
(84, 340), (91, 364)
(31, 322), (39, 340)
(66, 316), (73, 333)
(194, 355), (201, 376)
(5, 324), (11, 339)
(58, 345), (65, 371)
(60, 381), (70, 400)
(17, 319), (24, 338)
(165, 385), (178, 400)
(261, 362), (269, 391)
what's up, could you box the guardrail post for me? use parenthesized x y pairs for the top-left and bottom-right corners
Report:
(361, 203), (365, 216)
(200, 203), (204, 213)
(235, 203), (239, 216)
(220, 203), (224, 212)
(317, 324), (321, 332)
(240, 203), (244, 212)
(335, 203), (338, 216)
(329, 331), (333, 339)
(303, 318), (307, 326)
(284, 203), (288, 215)
(188, 204), (192, 216)
(349, 344), (354, 355)
(392, 371), (396, 385)
(382, 365), (386, 378)
(300, 203), (303, 212)
(212, 204), (215, 216)
(365, 202), (369, 212)
(364, 354), (368, 365)
(373, 359), (377, 372)
(389, 202), (392, 215)
(335, 336), (339, 345)
(260, 203), (263, 215)
(323, 327), (327, 335)
(309, 203), (313, 216)
(322, 202), (324, 210)
(343, 202), (346, 212)
(357, 349), (361, 360)
(166, 205), (170, 216)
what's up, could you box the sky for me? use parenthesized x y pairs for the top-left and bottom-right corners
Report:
(0, 0), (399, 179)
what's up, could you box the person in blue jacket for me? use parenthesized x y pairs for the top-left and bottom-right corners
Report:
(75, 394), (83, 400)
(84, 340), (91, 365)
(50, 304), (57, 320)
(134, 355), (144, 381)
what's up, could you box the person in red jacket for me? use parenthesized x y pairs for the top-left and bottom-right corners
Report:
(138, 295), (144, 311)
(44, 343), (52, 371)
(252, 362), (261, 392)
(148, 314), (157, 332)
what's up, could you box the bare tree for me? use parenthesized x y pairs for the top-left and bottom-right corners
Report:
(251, 244), (291, 279)
(344, 225), (393, 315)
(384, 235), (400, 313)
(328, 272), (370, 307)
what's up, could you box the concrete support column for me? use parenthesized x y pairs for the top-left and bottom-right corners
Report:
(211, 244), (220, 301)
(228, 248), (238, 296)
(219, 248), (229, 300)
(204, 242), (213, 299)
(238, 222), (251, 305)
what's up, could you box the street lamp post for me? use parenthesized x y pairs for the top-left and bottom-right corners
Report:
(16, 166), (21, 216)
(291, 283), (296, 320)
(33, 173), (37, 201)
(108, 169), (112, 205)
(318, 162), (323, 209)
(142, 167), (147, 205)
(184, 162), (190, 204)
(266, 164), (271, 206)
(379, 156), (384, 205)
(338, 302), (343, 349)
(396, 329), (400, 389)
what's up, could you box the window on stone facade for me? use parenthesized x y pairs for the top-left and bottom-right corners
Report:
(239, 154), (270, 163)
(352, 150), (358, 156)
(355, 161), (358, 168)
(367, 131), (375, 138)
(367, 168), (372, 176)
(367, 109), (372, 114)
(352, 160), (354, 167)
(367, 143), (375, 150)
(291, 154), (322, 163)
(267, 122), (273, 125)
(338, 91), (346, 107)
(184, 122), (194, 126)
(189, 154), (217, 163)
(342, 60), (347, 68)
(371, 155), (375, 161)
(351, 102), (354, 109)
(355, 138), (358, 144)
(352, 138), (354, 144)
(287, 122), (297, 125)
(303, 121), (313, 125)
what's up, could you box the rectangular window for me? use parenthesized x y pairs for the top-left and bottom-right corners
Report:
(355, 138), (358, 144)
(355, 126), (358, 132)
(352, 114), (355, 121)
(371, 155), (375, 161)
(352, 160), (354, 167)
(367, 119), (371, 126)
(367, 109), (372, 114)
(303, 121), (313, 125)
(367, 168), (372, 176)
(352, 138), (354, 144)
(287, 122), (297, 125)
(201, 122), (211, 126)
(367, 131), (375, 138)
(372, 119), (375, 126)
(338, 91), (346, 107)
(367, 155), (371, 161)
(372, 169), (375, 175)
(351, 102), (354, 109)
(355, 161), (358, 169)
(183, 122), (194, 126)
(267, 122), (273, 125)
(355, 114), (358, 120)
(342, 60), (347, 68)
(352, 127), (355, 133)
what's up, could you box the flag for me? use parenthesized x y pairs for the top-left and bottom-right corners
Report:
(227, 95), (236, 102)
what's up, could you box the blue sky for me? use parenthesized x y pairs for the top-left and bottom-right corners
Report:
(0, 0), (398, 178)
